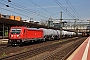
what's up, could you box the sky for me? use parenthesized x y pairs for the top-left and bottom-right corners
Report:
(0, 0), (90, 22)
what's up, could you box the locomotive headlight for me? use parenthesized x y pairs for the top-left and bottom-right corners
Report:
(17, 35), (19, 37)
(11, 35), (13, 37)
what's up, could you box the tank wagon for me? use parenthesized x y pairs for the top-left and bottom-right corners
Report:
(8, 26), (82, 45)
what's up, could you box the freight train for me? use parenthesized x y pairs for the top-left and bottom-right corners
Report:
(8, 26), (82, 45)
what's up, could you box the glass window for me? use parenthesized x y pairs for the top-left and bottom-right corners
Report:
(10, 28), (21, 34)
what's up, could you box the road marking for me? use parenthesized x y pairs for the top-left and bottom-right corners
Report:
(81, 37), (90, 60)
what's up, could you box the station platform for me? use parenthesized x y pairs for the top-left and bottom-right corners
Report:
(0, 39), (8, 44)
(67, 37), (90, 60)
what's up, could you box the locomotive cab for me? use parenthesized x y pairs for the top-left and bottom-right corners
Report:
(8, 27), (25, 45)
(9, 28), (21, 38)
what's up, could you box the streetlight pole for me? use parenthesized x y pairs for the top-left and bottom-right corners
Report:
(2, 23), (4, 39)
(60, 12), (62, 39)
(74, 19), (77, 36)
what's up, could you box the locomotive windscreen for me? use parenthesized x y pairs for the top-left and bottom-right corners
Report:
(10, 28), (21, 34)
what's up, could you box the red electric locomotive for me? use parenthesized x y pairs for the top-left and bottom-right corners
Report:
(8, 26), (44, 45)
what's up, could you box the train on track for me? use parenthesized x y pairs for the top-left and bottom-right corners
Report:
(8, 26), (82, 45)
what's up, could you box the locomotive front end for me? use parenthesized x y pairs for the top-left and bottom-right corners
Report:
(8, 27), (22, 45)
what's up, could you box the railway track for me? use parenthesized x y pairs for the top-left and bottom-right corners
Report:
(0, 37), (87, 60)
(42, 37), (87, 60)
(0, 37), (78, 56)
(0, 44), (11, 49)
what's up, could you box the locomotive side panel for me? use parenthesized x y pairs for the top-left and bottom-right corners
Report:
(26, 29), (43, 39)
